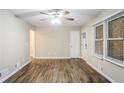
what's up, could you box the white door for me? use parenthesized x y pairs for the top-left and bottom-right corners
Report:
(69, 31), (80, 58)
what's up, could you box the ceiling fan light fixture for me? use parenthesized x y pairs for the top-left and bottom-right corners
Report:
(49, 12), (55, 16)
(58, 13), (63, 17)
(55, 18), (61, 24)
(51, 19), (55, 24)
(51, 18), (61, 24)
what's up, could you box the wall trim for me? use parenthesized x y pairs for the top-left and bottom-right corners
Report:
(0, 60), (31, 83)
(80, 58), (117, 83)
(35, 57), (71, 59)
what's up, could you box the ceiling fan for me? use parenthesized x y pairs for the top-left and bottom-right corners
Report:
(39, 9), (74, 24)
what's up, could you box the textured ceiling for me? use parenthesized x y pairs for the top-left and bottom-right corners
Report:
(11, 9), (104, 27)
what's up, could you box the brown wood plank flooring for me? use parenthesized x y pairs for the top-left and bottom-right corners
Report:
(5, 58), (110, 83)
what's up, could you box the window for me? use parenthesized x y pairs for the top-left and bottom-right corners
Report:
(94, 24), (103, 58)
(106, 15), (124, 63)
(94, 12), (124, 67)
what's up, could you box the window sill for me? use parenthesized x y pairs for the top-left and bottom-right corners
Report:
(94, 54), (124, 68)
(105, 57), (124, 68)
(94, 53), (103, 60)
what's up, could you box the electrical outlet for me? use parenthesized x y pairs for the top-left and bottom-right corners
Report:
(99, 66), (103, 71)
(14, 62), (21, 68)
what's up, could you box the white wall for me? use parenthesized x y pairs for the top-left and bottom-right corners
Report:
(0, 10), (30, 80)
(81, 9), (124, 82)
(35, 26), (80, 58)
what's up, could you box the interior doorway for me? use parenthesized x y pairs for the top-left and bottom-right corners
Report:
(69, 31), (80, 58)
(30, 30), (35, 59)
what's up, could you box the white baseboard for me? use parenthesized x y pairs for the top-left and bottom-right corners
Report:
(35, 57), (71, 59)
(83, 59), (117, 83)
(0, 60), (31, 83)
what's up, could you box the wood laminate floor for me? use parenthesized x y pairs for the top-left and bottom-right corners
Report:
(5, 58), (110, 83)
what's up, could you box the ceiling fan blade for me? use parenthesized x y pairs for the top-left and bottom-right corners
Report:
(15, 11), (42, 18)
(40, 18), (49, 21)
(40, 12), (49, 15)
(64, 17), (74, 21)
(48, 9), (63, 12)
(64, 10), (70, 15)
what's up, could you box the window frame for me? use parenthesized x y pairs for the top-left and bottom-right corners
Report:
(93, 11), (124, 67)
(94, 22), (104, 59)
(105, 12), (124, 67)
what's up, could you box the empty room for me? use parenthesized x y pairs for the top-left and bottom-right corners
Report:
(0, 9), (124, 83)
